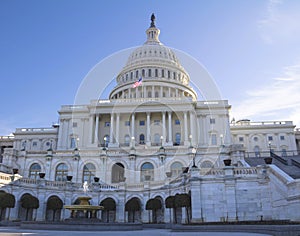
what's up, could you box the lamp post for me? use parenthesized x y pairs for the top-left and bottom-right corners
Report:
(268, 141), (272, 157)
(189, 134), (192, 147)
(192, 147), (197, 168)
(160, 136), (163, 147)
(220, 134), (224, 146)
(104, 137), (107, 148)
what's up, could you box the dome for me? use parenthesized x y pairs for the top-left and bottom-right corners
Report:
(109, 14), (197, 101)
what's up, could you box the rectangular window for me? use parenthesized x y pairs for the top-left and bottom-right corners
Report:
(239, 137), (244, 142)
(280, 135), (285, 140)
(125, 121), (130, 126)
(268, 136), (273, 141)
(154, 120), (160, 125)
(211, 134), (217, 145)
(72, 122), (77, 127)
(104, 122), (110, 127)
(70, 138), (76, 149)
(139, 120), (145, 126)
(210, 118), (216, 124)
(175, 119), (180, 125)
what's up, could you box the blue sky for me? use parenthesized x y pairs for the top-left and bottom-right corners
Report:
(1, 0), (300, 135)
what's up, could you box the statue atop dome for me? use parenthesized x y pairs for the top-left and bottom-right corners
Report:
(150, 13), (156, 28)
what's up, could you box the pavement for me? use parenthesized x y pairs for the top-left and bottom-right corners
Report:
(0, 227), (271, 236)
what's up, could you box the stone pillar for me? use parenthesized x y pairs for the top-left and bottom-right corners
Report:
(190, 111), (195, 146)
(109, 113), (114, 145)
(162, 112), (166, 144)
(116, 191), (126, 222)
(131, 113), (135, 139)
(224, 177), (237, 221)
(94, 114), (99, 145)
(146, 112), (151, 146)
(58, 119), (64, 149)
(190, 179), (203, 222)
(88, 115), (94, 144)
(36, 191), (46, 221)
(198, 115), (204, 146)
(116, 113), (120, 145)
(184, 112), (189, 145)
(168, 112), (173, 145)
(203, 116), (208, 145)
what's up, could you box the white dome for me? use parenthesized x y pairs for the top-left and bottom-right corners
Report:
(109, 14), (197, 101)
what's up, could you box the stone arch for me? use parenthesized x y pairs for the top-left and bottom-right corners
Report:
(125, 197), (142, 223)
(45, 195), (63, 221)
(100, 197), (116, 223)
(18, 193), (39, 221)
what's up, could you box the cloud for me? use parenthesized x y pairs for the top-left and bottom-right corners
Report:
(258, 0), (300, 44)
(231, 63), (300, 127)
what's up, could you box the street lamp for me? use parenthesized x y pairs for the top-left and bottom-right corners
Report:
(104, 136), (107, 148)
(189, 134), (192, 147)
(192, 147), (197, 168)
(268, 141), (272, 156)
(220, 134), (224, 146)
(160, 136), (163, 147)
(131, 136), (135, 147)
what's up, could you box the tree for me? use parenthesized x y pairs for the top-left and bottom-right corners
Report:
(175, 193), (191, 223)
(46, 196), (63, 221)
(0, 192), (15, 221)
(125, 198), (140, 222)
(146, 198), (162, 223)
(100, 198), (116, 222)
(20, 194), (39, 221)
(165, 196), (177, 223)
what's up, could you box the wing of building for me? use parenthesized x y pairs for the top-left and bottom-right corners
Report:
(0, 15), (300, 224)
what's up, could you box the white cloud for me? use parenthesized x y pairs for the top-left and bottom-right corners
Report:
(231, 63), (300, 127)
(258, 0), (300, 44)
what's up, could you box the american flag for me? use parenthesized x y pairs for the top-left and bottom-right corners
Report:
(132, 77), (143, 88)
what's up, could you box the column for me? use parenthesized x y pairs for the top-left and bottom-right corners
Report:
(131, 113), (135, 139)
(109, 114), (114, 145)
(58, 119), (64, 149)
(198, 115), (204, 146)
(88, 115), (94, 144)
(94, 115), (99, 144)
(168, 112), (173, 144)
(203, 116), (208, 145)
(152, 86), (154, 97)
(184, 112), (188, 145)
(129, 88), (131, 98)
(65, 119), (71, 148)
(162, 112), (166, 144)
(190, 111), (195, 146)
(143, 85), (146, 98)
(146, 112), (151, 145)
(160, 86), (163, 97)
(116, 113), (120, 145)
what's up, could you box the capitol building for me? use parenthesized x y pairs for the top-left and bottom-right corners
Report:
(0, 15), (300, 224)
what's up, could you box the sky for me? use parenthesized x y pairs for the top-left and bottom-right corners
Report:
(1, 0), (300, 135)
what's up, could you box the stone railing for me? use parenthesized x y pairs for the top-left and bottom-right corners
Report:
(231, 120), (293, 127)
(199, 167), (259, 178)
(0, 136), (14, 140)
(15, 128), (57, 133)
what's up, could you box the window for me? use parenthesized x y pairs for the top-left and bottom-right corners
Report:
(55, 163), (68, 181)
(154, 133), (160, 145)
(280, 135), (285, 141)
(168, 71), (171, 78)
(148, 69), (151, 77)
(125, 121), (130, 126)
(268, 136), (273, 141)
(70, 138), (76, 149)
(155, 91), (159, 98)
(254, 146), (260, 157)
(154, 120), (160, 125)
(210, 118), (216, 124)
(141, 162), (154, 181)
(139, 134), (145, 144)
(161, 69), (165, 77)
(253, 137), (258, 142)
(32, 141), (37, 147)
(72, 122), (77, 128)
(82, 163), (96, 183)
(173, 72), (176, 79)
(281, 149), (287, 157)
(130, 72), (133, 79)
(148, 91), (152, 98)
(139, 120), (145, 126)
(29, 163), (41, 179)
(104, 122), (110, 127)
(239, 137), (244, 142)
(155, 69), (158, 77)
(211, 134), (217, 145)
(124, 135), (130, 146)
(112, 163), (125, 183)
(135, 70), (138, 78)
(170, 162), (183, 177)
(142, 69), (145, 77)
(103, 135), (110, 146)
(175, 119), (180, 125)
(175, 133), (181, 145)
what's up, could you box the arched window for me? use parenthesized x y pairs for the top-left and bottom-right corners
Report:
(254, 146), (260, 157)
(82, 163), (96, 183)
(155, 91), (159, 98)
(175, 133), (181, 145)
(124, 135), (130, 146)
(170, 162), (183, 177)
(55, 163), (68, 181)
(141, 162), (154, 181)
(168, 70), (171, 78)
(200, 161), (213, 168)
(29, 163), (41, 179)
(142, 69), (145, 77)
(135, 70), (139, 78)
(139, 134), (145, 144)
(130, 72), (133, 80)
(112, 163), (125, 183)
(161, 69), (165, 77)
(155, 69), (158, 77)
(154, 133), (160, 146)
(148, 69), (151, 77)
